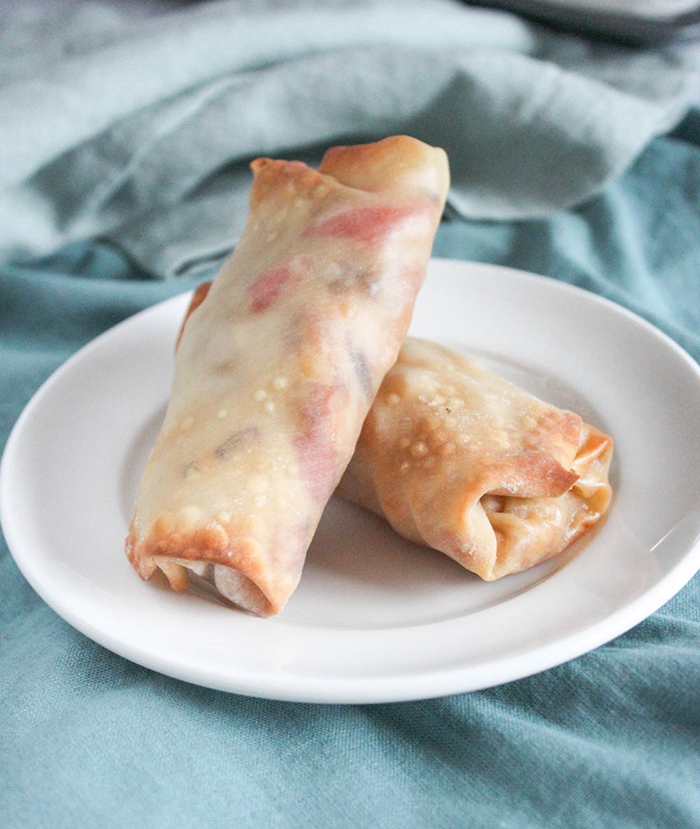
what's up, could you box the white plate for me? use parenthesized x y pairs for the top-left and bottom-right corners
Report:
(2, 259), (700, 704)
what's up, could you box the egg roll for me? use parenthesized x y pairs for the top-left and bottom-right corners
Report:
(337, 337), (613, 580)
(126, 136), (449, 615)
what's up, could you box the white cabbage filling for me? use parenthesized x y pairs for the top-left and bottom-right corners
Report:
(156, 558), (269, 616)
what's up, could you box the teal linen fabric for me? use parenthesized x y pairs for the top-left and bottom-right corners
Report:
(1, 0), (699, 276)
(2, 120), (700, 827)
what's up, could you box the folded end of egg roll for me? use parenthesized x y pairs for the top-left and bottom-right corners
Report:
(126, 512), (292, 615)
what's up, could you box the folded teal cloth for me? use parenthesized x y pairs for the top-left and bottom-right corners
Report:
(1, 0), (699, 276)
(2, 112), (699, 827)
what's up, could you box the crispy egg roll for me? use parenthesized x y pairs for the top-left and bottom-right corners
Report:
(126, 136), (449, 615)
(338, 337), (613, 580)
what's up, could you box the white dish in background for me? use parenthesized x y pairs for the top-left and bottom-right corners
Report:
(2, 259), (700, 704)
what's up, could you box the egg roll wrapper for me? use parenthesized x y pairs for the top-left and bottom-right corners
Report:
(126, 136), (449, 615)
(336, 338), (613, 580)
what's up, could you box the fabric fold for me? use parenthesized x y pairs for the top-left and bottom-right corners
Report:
(1, 0), (698, 276)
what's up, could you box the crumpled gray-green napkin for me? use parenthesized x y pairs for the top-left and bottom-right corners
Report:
(1, 0), (699, 277)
